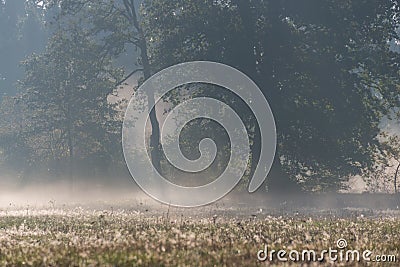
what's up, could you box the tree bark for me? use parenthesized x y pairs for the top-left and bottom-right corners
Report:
(65, 69), (74, 194)
(395, 161), (399, 194)
(123, 0), (162, 173)
(67, 116), (74, 193)
(141, 41), (162, 172)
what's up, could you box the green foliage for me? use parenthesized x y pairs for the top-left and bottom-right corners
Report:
(141, 0), (400, 191)
(2, 0), (400, 191)
(0, 0), (48, 97)
(13, 24), (124, 177)
(0, 96), (33, 170)
(368, 133), (400, 193)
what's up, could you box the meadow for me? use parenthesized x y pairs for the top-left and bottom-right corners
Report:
(0, 201), (399, 266)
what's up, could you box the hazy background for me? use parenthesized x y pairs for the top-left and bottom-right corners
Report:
(0, 0), (400, 207)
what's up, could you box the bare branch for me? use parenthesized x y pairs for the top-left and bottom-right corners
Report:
(115, 68), (143, 88)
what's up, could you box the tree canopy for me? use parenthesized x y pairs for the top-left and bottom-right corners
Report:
(141, 0), (400, 191)
(1, 0), (400, 193)
(0, 13), (124, 184)
(0, 0), (48, 97)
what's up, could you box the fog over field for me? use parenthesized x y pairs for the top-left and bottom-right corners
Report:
(1, 1), (400, 266)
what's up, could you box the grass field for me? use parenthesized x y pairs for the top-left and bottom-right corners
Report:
(0, 202), (399, 267)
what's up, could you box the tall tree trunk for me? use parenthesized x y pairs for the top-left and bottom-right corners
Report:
(67, 118), (74, 192)
(65, 72), (74, 194)
(394, 161), (399, 194)
(140, 38), (162, 173)
(123, 0), (162, 173)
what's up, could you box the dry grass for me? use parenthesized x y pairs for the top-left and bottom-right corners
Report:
(0, 205), (399, 266)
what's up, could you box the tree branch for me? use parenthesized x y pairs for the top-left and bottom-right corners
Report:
(115, 68), (143, 88)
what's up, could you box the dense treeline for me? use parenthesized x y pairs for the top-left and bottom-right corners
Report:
(0, 0), (399, 193)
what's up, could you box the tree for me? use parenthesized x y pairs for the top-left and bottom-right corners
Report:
(16, 23), (123, 186)
(0, 96), (34, 181)
(140, 0), (400, 192)
(380, 134), (400, 193)
(121, 0), (162, 173)
(34, 0), (400, 193)
(40, 0), (164, 174)
(0, 0), (48, 98)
